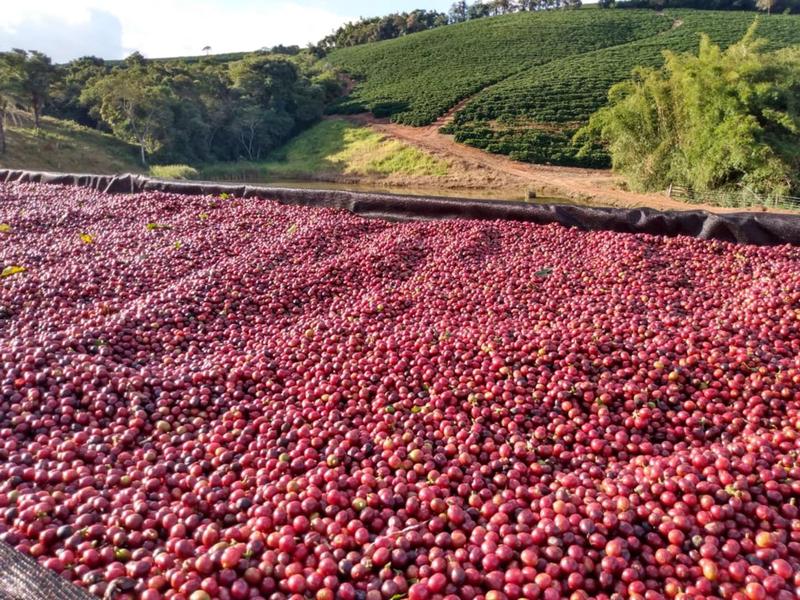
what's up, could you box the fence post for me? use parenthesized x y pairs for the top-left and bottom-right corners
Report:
(667, 184), (672, 198)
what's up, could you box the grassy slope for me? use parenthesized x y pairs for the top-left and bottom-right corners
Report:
(0, 116), (449, 183)
(327, 8), (672, 125)
(199, 119), (449, 181)
(0, 116), (142, 174)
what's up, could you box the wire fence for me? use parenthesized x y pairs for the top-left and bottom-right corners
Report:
(667, 184), (800, 211)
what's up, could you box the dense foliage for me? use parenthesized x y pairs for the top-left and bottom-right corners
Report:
(90, 53), (342, 166)
(3, 182), (800, 600)
(446, 10), (800, 167)
(0, 50), (53, 136)
(447, 0), (583, 22)
(575, 25), (800, 197)
(315, 10), (449, 53)
(328, 10), (672, 126)
(0, 55), (24, 154)
(605, 0), (800, 12)
(0, 49), (340, 167)
(47, 56), (108, 128)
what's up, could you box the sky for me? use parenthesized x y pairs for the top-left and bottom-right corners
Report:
(0, 0), (457, 63)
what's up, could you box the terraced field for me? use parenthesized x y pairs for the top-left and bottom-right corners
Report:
(327, 9), (672, 126)
(329, 9), (800, 167)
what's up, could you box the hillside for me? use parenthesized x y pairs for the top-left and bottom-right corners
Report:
(0, 116), (142, 174)
(328, 8), (800, 167)
(327, 9), (673, 125)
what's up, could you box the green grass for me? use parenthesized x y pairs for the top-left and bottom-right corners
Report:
(446, 10), (800, 167)
(327, 9), (673, 126)
(149, 164), (199, 180)
(0, 116), (142, 174)
(199, 119), (449, 181)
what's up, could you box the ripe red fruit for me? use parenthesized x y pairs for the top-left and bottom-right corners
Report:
(745, 582), (767, 600)
(409, 583), (430, 600)
(220, 545), (244, 569)
(772, 558), (792, 580)
(446, 504), (465, 526)
(700, 559), (718, 581)
(1, 182), (800, 600)
(287, 574), (306, 594)
(427, 572), (447, 593)
(605, 539), (624, 557)
(229, 579), (249, 600)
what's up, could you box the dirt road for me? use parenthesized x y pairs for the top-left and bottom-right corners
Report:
(338, 110), (753, 213)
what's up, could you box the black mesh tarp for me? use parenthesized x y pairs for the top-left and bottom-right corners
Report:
(0, 541), (93, 600)
(2, 169), (800, 246)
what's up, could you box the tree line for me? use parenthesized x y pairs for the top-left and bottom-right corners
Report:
(0, 49), (341, 166)
(314, 2), (583, 53)
(449, 0), (583, 23)
(315, 10), (450, 53)
(0, 2), (589, 164)
(600, 0), (799, 12)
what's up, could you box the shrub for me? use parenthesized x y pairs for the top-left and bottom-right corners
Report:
(149, 164), (199, 180)
(576, 23), (800, 195)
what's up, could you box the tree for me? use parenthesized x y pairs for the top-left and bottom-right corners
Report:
(0, 53), (25, 154)
(449, 1), (469, 22)
(491, 0), (514, 14)
(187, 65), (238, 160)
(231, 104), (268, 161)
(576, 23), (800, 197)
(202, 45), (211, 56)
(227, 54), (324, 160)
(124, 52), (147, 66)
(81, 67), (174, 166)
(468, 1), (493, 19)
(48, 56), (108, 127)
(6, 50), (54, 129)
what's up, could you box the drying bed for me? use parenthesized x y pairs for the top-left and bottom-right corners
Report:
(0, 180), (799, 599)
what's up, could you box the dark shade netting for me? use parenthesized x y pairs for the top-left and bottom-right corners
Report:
(0, 541), (94, 600)
(2, 169), (800, 246)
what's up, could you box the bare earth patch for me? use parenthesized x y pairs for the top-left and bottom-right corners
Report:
(333, 110), (775, 213)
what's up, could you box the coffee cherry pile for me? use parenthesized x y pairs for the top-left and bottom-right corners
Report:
(1, 182), (800, 600)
